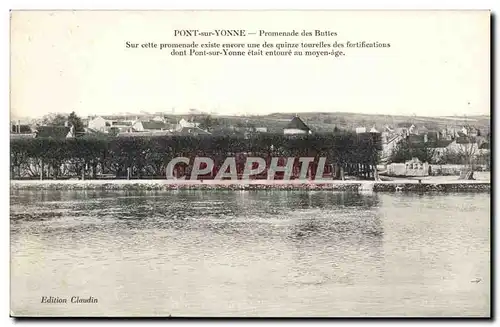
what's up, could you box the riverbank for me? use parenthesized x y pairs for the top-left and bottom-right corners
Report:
(10, 179), (491, 193)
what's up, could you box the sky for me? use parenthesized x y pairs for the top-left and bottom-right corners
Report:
(10, 10), (490, 119)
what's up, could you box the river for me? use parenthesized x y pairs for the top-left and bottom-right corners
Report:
(10, 190), (490, 317)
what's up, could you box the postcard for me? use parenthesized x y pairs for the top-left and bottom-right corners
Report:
(10, 10), (490, 317)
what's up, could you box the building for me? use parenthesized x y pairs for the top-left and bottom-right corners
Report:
(87, 116), (108, 132)
(283, 116), (312, 135)
(176, 118), (199, 131)
(355, 127), (367, 134)
(132, 120), (169, 132)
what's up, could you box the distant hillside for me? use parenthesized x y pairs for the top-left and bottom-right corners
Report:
(263, 112), (491, 133)
(17, 110), (490, 135)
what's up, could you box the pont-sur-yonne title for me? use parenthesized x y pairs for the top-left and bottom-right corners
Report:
(173, 29), (337, 37)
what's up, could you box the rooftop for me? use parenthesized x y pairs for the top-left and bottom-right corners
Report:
(285, 116), (311, 132)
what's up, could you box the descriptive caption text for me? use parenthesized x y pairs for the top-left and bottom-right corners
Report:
(124, 29), (391, 58)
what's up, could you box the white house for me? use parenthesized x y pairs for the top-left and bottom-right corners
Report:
(87, 116), (108, 132)
(176, 118), (199, 131)
(284, 116), (312, 135)
(355, 127), (367, 134)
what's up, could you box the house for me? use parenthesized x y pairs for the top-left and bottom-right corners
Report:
(369, 126), (379, 133)
(284, 116), (312, 135)
(355, 127), (367, 134)
(255, 127), (268, 133)
(88, 116), (108, 132)
(176, 118), (199, 131)
(132, 120), (169, 132)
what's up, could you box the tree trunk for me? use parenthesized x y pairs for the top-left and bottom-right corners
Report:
(374, 165), (381, 181)
(40, 159), (43, 181)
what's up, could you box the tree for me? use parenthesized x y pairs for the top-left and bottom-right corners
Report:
(388, 139), (435, 164)
(41, 113), (67, 126)
(68, 111), (85, 133)
(456, 141), (478, 179)
(198, 115), (221, 132)
(437, 149), (464, 165)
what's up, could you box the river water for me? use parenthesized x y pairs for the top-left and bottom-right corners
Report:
(10, 190), (490, 317)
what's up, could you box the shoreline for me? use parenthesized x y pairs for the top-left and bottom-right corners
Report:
(10, 179), (491, 193)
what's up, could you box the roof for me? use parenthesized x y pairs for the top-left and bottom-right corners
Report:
(34, 126), (70, 139)
(285, 116), (311, 132)
(140, 121), (168, 130)
(177, 127), (211, 135)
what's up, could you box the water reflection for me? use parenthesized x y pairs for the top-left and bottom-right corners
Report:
(10, 190), (490, 317)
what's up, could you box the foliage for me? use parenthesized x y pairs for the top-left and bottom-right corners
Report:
(68, 111), (85, 133)
(10, 132), (382, 179)
(41, 113), (67, 126)
(434, 149), (464, 165)
(388, 138), (435, 164)
(39, 111), (85, 133)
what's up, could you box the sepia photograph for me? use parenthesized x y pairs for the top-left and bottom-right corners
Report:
(9, 10), (491, 318)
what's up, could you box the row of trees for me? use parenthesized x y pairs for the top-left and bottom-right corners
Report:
(38, 111), (86, 133)
(10, 132), (382, 179)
